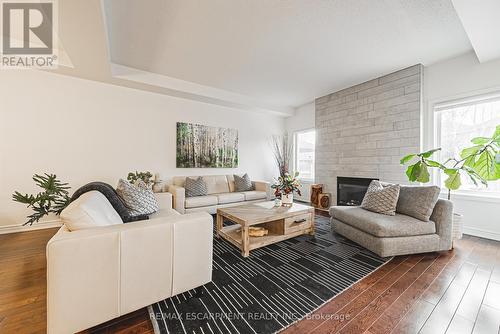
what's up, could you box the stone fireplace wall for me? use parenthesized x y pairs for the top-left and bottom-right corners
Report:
(315, 65), (422, 201)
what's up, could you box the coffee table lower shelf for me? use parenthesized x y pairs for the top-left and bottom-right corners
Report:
(219, 224), (312, 253)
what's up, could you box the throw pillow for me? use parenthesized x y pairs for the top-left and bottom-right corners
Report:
(116, 179), (159, 216)
(396, 185), (440, 221)
(70, 181), (147, 223)
(185, 176), (208, 197)
(234, 173), (253, 192)
(61, 191), (124, 231)
(361, 180), (400, 216)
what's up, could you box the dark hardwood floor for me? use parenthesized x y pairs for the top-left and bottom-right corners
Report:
(1, 218), (499, 334)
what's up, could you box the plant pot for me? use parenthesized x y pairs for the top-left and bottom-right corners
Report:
(452, 213), (463, 240)
(282, 193), (293, 206)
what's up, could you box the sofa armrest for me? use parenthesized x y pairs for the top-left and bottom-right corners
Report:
(171, 212), (213, 295)
(46, 213), (213, 334)
(168, 185), (186, 214)
(46, 218), (175, 334)
(253, 180), (271, 200)
(430, 199), (453, 250)
(154, 192), (173, 210)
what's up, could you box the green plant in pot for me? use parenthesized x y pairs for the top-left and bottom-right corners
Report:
(127, 171), (154, 187)
(400, 125), (500, 239)
(13, 173), (71, 226)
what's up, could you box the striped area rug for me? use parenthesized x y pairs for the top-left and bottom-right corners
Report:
(148, 215), (389, 334)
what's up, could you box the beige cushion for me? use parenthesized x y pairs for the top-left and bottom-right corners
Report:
(203, 175), (230, 194)
(396, 185), (440, 221)
(226, 175), (236, 192)
(216, 192), (245, 204)
(361, 181), (400, 216)
(331, 206), (436, 237)
(242, 191), (267, 201)
(185, 195), (218, 208)
(172, 175), (229, 195)
(60, 191), (123, 231)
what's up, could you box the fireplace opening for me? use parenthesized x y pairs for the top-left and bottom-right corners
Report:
(337, 176), (378, 206)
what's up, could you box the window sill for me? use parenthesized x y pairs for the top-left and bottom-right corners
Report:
(440, 190), (500, 203)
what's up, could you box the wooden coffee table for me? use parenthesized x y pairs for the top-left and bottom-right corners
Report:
(216, 201), (315, 257)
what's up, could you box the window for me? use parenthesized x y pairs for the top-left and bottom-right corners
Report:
(294, 129), (315, 181)
(435, 93), (500, 195)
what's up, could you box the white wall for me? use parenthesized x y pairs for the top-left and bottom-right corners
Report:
(424, 51), (500, 241)
(0, 70), (284, 227)
(285, 102), (315, 133)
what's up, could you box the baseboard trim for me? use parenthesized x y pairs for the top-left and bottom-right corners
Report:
(0, 220), (62, 235)
(463, 226), (500, 242)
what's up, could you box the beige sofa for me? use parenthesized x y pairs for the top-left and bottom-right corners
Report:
(168, 175), (271, 214)
(47, 191), (213, 334)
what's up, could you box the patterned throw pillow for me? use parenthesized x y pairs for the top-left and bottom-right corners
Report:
(185, 177), (208, 197)
(116, 179), (159, 216)
(234, 173), (253, 192)
(361, 180), (400, 216)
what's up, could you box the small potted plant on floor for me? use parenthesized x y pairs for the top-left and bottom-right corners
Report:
(400, 125), (500, 239)
(12, 173), (71, 226)
(271, 172), (302, 207)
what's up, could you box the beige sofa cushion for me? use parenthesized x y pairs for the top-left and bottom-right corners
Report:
(60, 191), (123, 231)
(185, 195), (218, 208)
(216, 192), (245, 204)
(242, 191), (267, 201)
(330, 206), (436, 237)
(173, 175), (229, 195)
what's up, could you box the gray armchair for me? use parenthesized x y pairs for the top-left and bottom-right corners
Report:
(330, 199), (453, 257)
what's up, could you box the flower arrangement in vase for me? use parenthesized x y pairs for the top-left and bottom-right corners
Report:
(271, 172), (302, 207)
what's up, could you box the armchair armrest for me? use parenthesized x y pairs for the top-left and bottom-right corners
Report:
(154, 192), (173, 210)
(253, 180), (271, 200)
(168, 185), (186, 214)
(430, 199), (453, 250)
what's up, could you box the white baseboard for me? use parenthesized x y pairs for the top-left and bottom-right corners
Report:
(0, 220), (62, 235)
(463, 226), (500, 242)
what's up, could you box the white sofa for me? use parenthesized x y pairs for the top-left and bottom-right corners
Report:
(46, 191), (213, 334)
(168, 175), (271, 214)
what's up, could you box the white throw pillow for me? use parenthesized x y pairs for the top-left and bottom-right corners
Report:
(61, 191), (124, 231)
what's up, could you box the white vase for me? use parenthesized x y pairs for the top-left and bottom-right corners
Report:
(282, 193), (293, 206)
(452, 213), (463, 240)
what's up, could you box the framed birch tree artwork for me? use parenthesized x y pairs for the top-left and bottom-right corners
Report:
(176, 122), (239, 168)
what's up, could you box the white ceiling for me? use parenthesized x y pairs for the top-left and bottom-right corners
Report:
(103, 0), (472, 110)
(452, 0), (500, 63)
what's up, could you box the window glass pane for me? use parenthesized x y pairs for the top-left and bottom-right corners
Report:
(295, 130), (315, 180)
(437, 98), (500, 194)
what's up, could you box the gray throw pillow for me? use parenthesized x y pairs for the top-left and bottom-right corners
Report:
(234, 173), (253, 192)
(396, 185), (440, 221)
(361, 180), (400, 216)
(185, 176), (208, 197)
(116, 179), (159, 216)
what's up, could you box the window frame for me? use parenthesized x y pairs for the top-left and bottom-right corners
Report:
(432, 91), (500, 198)
(293, 128), (316, 182)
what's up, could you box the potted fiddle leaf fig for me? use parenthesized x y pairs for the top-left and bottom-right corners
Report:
(400, 125), (500, 239)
